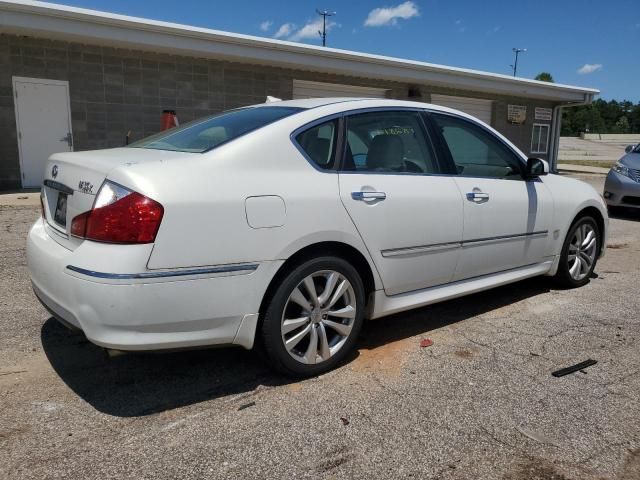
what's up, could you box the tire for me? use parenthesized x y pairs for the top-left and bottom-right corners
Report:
(607, 205), (622, 217)
(260, 256), (365, 377)
(554, 215), (601, 288)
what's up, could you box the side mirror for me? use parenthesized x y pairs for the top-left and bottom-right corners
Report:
(625, 145), (636, 154)
(525, 157), (549, 178)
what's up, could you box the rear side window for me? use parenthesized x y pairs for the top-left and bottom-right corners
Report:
(295, 120), (338, 169)
(342, 111), (438, 174)
(430, 113), (524, 179)
(129, 106), (303, 153)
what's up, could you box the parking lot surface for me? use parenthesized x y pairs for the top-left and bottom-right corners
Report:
(1, 175), (639, 479)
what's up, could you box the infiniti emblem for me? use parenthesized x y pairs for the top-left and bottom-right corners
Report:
(51, 165), (58, 179)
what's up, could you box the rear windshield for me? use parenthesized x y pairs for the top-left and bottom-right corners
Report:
(129, 106), (303, 153)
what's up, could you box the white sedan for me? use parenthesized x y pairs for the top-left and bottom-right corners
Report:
(27, 98), (607, 376)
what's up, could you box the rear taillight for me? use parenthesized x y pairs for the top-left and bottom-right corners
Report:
(71, 181), (164, 244)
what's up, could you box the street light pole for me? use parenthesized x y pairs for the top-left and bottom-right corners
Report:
(511, 48), (526, 77)
(316, 9), (336, 47)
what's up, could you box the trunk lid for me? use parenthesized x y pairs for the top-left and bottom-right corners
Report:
(41, 148), (170, 250)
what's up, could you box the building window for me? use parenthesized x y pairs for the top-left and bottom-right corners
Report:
(531, 123), (550, 154)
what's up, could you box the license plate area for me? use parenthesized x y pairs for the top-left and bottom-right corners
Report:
(53, 192), (68, 227)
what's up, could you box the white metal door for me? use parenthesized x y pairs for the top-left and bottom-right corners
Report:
(428, 111), (552, 280)
(430, 94), (493, 125)
(293, 80), (388, 99)
(338, 109), (463, 295)
(340, 174), (464, 295)
(452, 177), (553, 280)
(13, 77), (73, 188)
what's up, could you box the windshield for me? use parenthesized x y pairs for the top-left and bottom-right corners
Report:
(129, 106), (303, 153)
(635, 144), (640, 153)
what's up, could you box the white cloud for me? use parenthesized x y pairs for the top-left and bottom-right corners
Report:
(364, 1), (419, 27)
(273, 23), (295, 39)
(577, 63), (603, 75)
(259, 20), (273, 32)
(289, 18), (336, 41)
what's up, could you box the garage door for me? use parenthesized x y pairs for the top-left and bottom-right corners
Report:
(430, 94), (493, 125)
(293, 80), (388, 99)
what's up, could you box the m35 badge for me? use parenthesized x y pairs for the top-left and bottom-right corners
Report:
(78, 181), (94, 194)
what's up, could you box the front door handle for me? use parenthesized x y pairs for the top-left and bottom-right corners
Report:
(466, 192), (489, 202)
(352, 191), (386, 201)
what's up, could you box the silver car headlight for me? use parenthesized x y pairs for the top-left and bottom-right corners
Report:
(613, 161), (630, 178)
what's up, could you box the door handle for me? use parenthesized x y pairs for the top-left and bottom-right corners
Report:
(466, 192), (489, 201)
(352, 191), (386, 201)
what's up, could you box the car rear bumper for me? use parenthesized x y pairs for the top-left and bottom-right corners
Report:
(604, 170), (640, 208)
(27, 219), (280, 351)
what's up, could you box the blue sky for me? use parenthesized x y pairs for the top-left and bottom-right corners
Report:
(58, 0), (640, 101)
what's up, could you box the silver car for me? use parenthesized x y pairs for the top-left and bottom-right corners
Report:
(604, 143), (640, 210)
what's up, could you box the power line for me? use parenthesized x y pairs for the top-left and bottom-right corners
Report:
(316, 9), (336, 47)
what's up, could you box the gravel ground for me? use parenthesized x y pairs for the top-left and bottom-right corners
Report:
(1, 175), (639, 479)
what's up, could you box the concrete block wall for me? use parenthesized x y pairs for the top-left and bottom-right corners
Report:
(0, 33), (553, 190)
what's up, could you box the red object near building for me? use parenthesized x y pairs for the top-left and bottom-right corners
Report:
(160, 110), (179, 131)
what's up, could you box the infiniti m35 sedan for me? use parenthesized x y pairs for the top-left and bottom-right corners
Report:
(28, 98), (607, 376)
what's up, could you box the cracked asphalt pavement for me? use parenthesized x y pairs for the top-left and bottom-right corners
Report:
(1, 174), (639, 479)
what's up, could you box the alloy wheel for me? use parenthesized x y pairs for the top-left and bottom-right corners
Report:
(567, 223), (597, 281)
(280, 270), (357, 365)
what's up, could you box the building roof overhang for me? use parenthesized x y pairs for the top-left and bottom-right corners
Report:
(0, 0), (599, 103)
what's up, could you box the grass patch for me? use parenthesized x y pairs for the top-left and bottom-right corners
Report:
(558, 159), (615, 169)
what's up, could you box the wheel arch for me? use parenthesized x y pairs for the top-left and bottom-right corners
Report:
(573, 205), (606, 257)
(258, 241), (378, 320)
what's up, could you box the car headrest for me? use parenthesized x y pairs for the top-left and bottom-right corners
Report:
(368, 135), (404, 170)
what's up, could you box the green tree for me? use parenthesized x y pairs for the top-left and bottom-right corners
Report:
(561, 99), (640, 136)
(614, 116), (630, 133)
(534, 72), (554, 82)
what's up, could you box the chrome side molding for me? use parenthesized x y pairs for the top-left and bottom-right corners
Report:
(381, 230), (549, 258)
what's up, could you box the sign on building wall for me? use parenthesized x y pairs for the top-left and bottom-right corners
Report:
(535, 107), (553, 121)
(507, 104), (527, 124)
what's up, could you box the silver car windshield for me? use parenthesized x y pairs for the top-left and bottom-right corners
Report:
(129, 106), (304, 153)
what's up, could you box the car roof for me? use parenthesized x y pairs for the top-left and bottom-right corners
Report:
(256, 97), (460, 114)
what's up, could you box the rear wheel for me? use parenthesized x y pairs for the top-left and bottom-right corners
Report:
(554, 216), (600, 288)
(260, 256), (365, 377)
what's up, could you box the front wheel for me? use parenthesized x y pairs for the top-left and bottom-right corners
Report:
(554, 216), (601, 288)
(260, 256), (365, 377)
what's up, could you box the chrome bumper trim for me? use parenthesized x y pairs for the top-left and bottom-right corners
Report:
(66, 263), (259, 280)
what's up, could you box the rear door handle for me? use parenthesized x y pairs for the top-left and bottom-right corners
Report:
(352, 191), (386, 201)
(466, 192), (489, 201)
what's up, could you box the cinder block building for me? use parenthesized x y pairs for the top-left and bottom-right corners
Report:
(0, 0), (598, 190)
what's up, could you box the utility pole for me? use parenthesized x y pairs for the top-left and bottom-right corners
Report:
(316, 9), (336, 47)
(511, 48), (526, 77)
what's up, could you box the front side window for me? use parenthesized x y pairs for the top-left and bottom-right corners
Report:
(430, 113), (524, 179)
(531, 124), (550, 154)
(295, 120), (338, 169)
(342, 111), (438, 174)
(129, 106), (303, 153)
